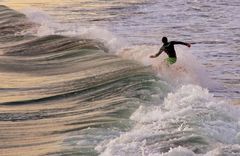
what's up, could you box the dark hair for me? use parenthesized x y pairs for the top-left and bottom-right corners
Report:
(162, 37), (168, 43)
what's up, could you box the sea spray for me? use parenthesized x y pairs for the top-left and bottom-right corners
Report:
(96, 85), (240, 155)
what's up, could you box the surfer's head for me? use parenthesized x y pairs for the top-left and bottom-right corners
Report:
(162, 37), (168, 44)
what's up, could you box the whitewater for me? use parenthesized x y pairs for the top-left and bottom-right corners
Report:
(0, 0), (239, 156)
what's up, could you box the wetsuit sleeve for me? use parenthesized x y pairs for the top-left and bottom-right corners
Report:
(171, 41), (189, 46)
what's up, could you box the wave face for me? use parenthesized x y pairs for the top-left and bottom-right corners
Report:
(0, 5), (239, 156)
(0, 6), (162, 156)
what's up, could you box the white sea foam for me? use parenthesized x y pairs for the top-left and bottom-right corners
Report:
(96, 85), (240, 155)
(21, 8), (125, 52)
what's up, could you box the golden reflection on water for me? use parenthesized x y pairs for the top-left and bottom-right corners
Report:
(1, 0), (143, 10)
(0, 1), (147, 155)
(0, 94), (126, 156)
(0, 0), (72, 9)
(0, 54), (142, 155)
(0, 0), (109, 10)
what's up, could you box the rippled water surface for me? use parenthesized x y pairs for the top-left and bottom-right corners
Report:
(3, 0), (239, 99)
(0, 0), (239, 156)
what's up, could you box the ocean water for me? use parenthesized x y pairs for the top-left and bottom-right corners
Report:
(0, 0), (239, 156)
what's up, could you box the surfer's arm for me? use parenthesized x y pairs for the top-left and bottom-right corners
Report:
(150, 47), (164, 58)
(171, 41), (191, 47)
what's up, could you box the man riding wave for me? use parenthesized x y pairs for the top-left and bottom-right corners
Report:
(150, 37), (191, 65)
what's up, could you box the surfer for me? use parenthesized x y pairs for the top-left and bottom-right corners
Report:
(150, 37), (191, 65)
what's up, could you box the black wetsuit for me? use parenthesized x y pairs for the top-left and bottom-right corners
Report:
(158, 41), (189, 58)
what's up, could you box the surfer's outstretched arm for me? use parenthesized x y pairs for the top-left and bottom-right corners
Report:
(171, 41), (191, 47)
(150, 47), (164, 58)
